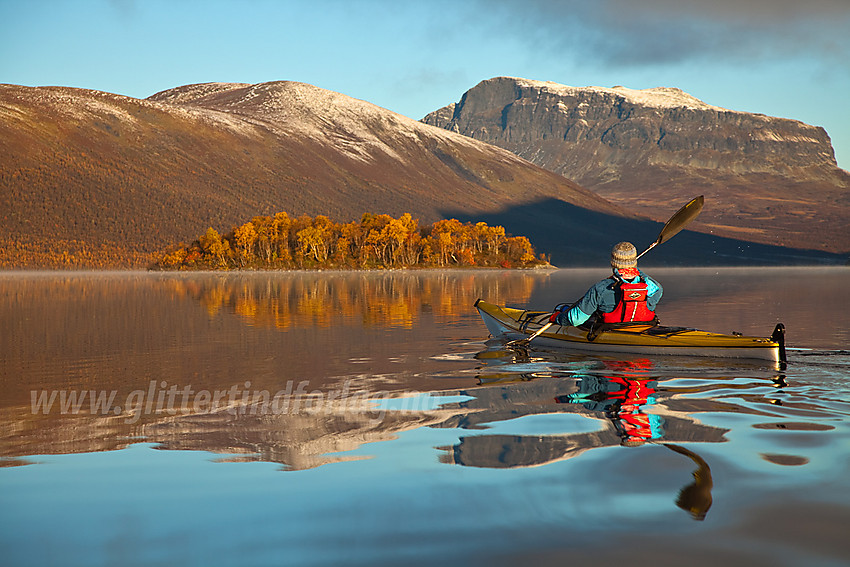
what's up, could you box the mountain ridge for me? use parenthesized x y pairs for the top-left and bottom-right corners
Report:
(423, 77), (849, 254)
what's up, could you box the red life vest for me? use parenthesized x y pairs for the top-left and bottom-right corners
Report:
(601, 279), (656, 323)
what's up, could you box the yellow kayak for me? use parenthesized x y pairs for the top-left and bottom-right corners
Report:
(475, 299), (786, 363)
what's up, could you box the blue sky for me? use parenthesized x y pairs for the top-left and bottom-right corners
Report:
(2, 0), (849, 169)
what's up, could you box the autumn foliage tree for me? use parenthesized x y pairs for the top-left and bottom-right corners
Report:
(153, 212), (550, 271)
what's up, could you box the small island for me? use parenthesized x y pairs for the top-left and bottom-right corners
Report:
(153, 212), (551, 270)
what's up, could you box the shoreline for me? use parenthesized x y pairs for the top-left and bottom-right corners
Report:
(2, 265), (849, 277)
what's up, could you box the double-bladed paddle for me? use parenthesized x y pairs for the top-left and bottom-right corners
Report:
(636, 195), (704, 259)
(507, 195), (704, 348)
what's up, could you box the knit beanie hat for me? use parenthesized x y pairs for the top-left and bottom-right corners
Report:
(611, 241), (638, 269)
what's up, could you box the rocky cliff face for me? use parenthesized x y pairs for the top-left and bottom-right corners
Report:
(424, 77), (850, 254)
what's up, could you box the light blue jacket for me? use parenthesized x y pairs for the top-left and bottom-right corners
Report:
(557, 269), (662, 327)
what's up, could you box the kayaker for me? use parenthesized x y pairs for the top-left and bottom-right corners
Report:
(551, 242), (663, 327)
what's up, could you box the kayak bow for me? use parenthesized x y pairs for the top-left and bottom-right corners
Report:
(475, 299), (786, 363)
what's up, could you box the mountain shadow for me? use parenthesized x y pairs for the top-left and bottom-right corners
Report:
(443, 198), (848, 267)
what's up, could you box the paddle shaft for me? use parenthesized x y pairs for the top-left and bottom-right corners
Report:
(522, 321), (553, 342)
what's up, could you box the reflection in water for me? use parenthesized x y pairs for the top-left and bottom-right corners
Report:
(555, 359), (663, 446)
(665, 443), (713, 521)
(171, 271), (537, 329)
(435, 352), (803, 520)
(0, 271), (539, 465)
(141, 399), (463, 471)
(2, 271), (848, 533)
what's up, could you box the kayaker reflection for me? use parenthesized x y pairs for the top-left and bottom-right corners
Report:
(551, 242), (663, 328)
(443, 357), (716, 521)
(556, 359), (663, 447)
(557, 360), (713, 520)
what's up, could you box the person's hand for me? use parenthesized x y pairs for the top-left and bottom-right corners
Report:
(548, 303), (569, 324)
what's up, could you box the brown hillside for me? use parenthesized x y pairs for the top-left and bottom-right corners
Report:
(0, 82), (623, 268)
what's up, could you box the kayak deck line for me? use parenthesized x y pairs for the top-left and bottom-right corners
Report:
(474, 299), (785, 363)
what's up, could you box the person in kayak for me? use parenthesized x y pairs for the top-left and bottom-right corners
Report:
(551, 241), (663, 327)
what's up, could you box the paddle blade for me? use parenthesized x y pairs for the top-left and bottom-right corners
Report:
(656, 195), (704, 246)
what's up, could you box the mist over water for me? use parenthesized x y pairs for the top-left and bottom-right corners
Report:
(1, 268), (848, 566)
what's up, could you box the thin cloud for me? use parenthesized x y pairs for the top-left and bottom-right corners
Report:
(477, 0), (850, 68)
(108, 0), (137, 20)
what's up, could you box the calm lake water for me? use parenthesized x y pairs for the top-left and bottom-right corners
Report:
(1, 268), (849, 566)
